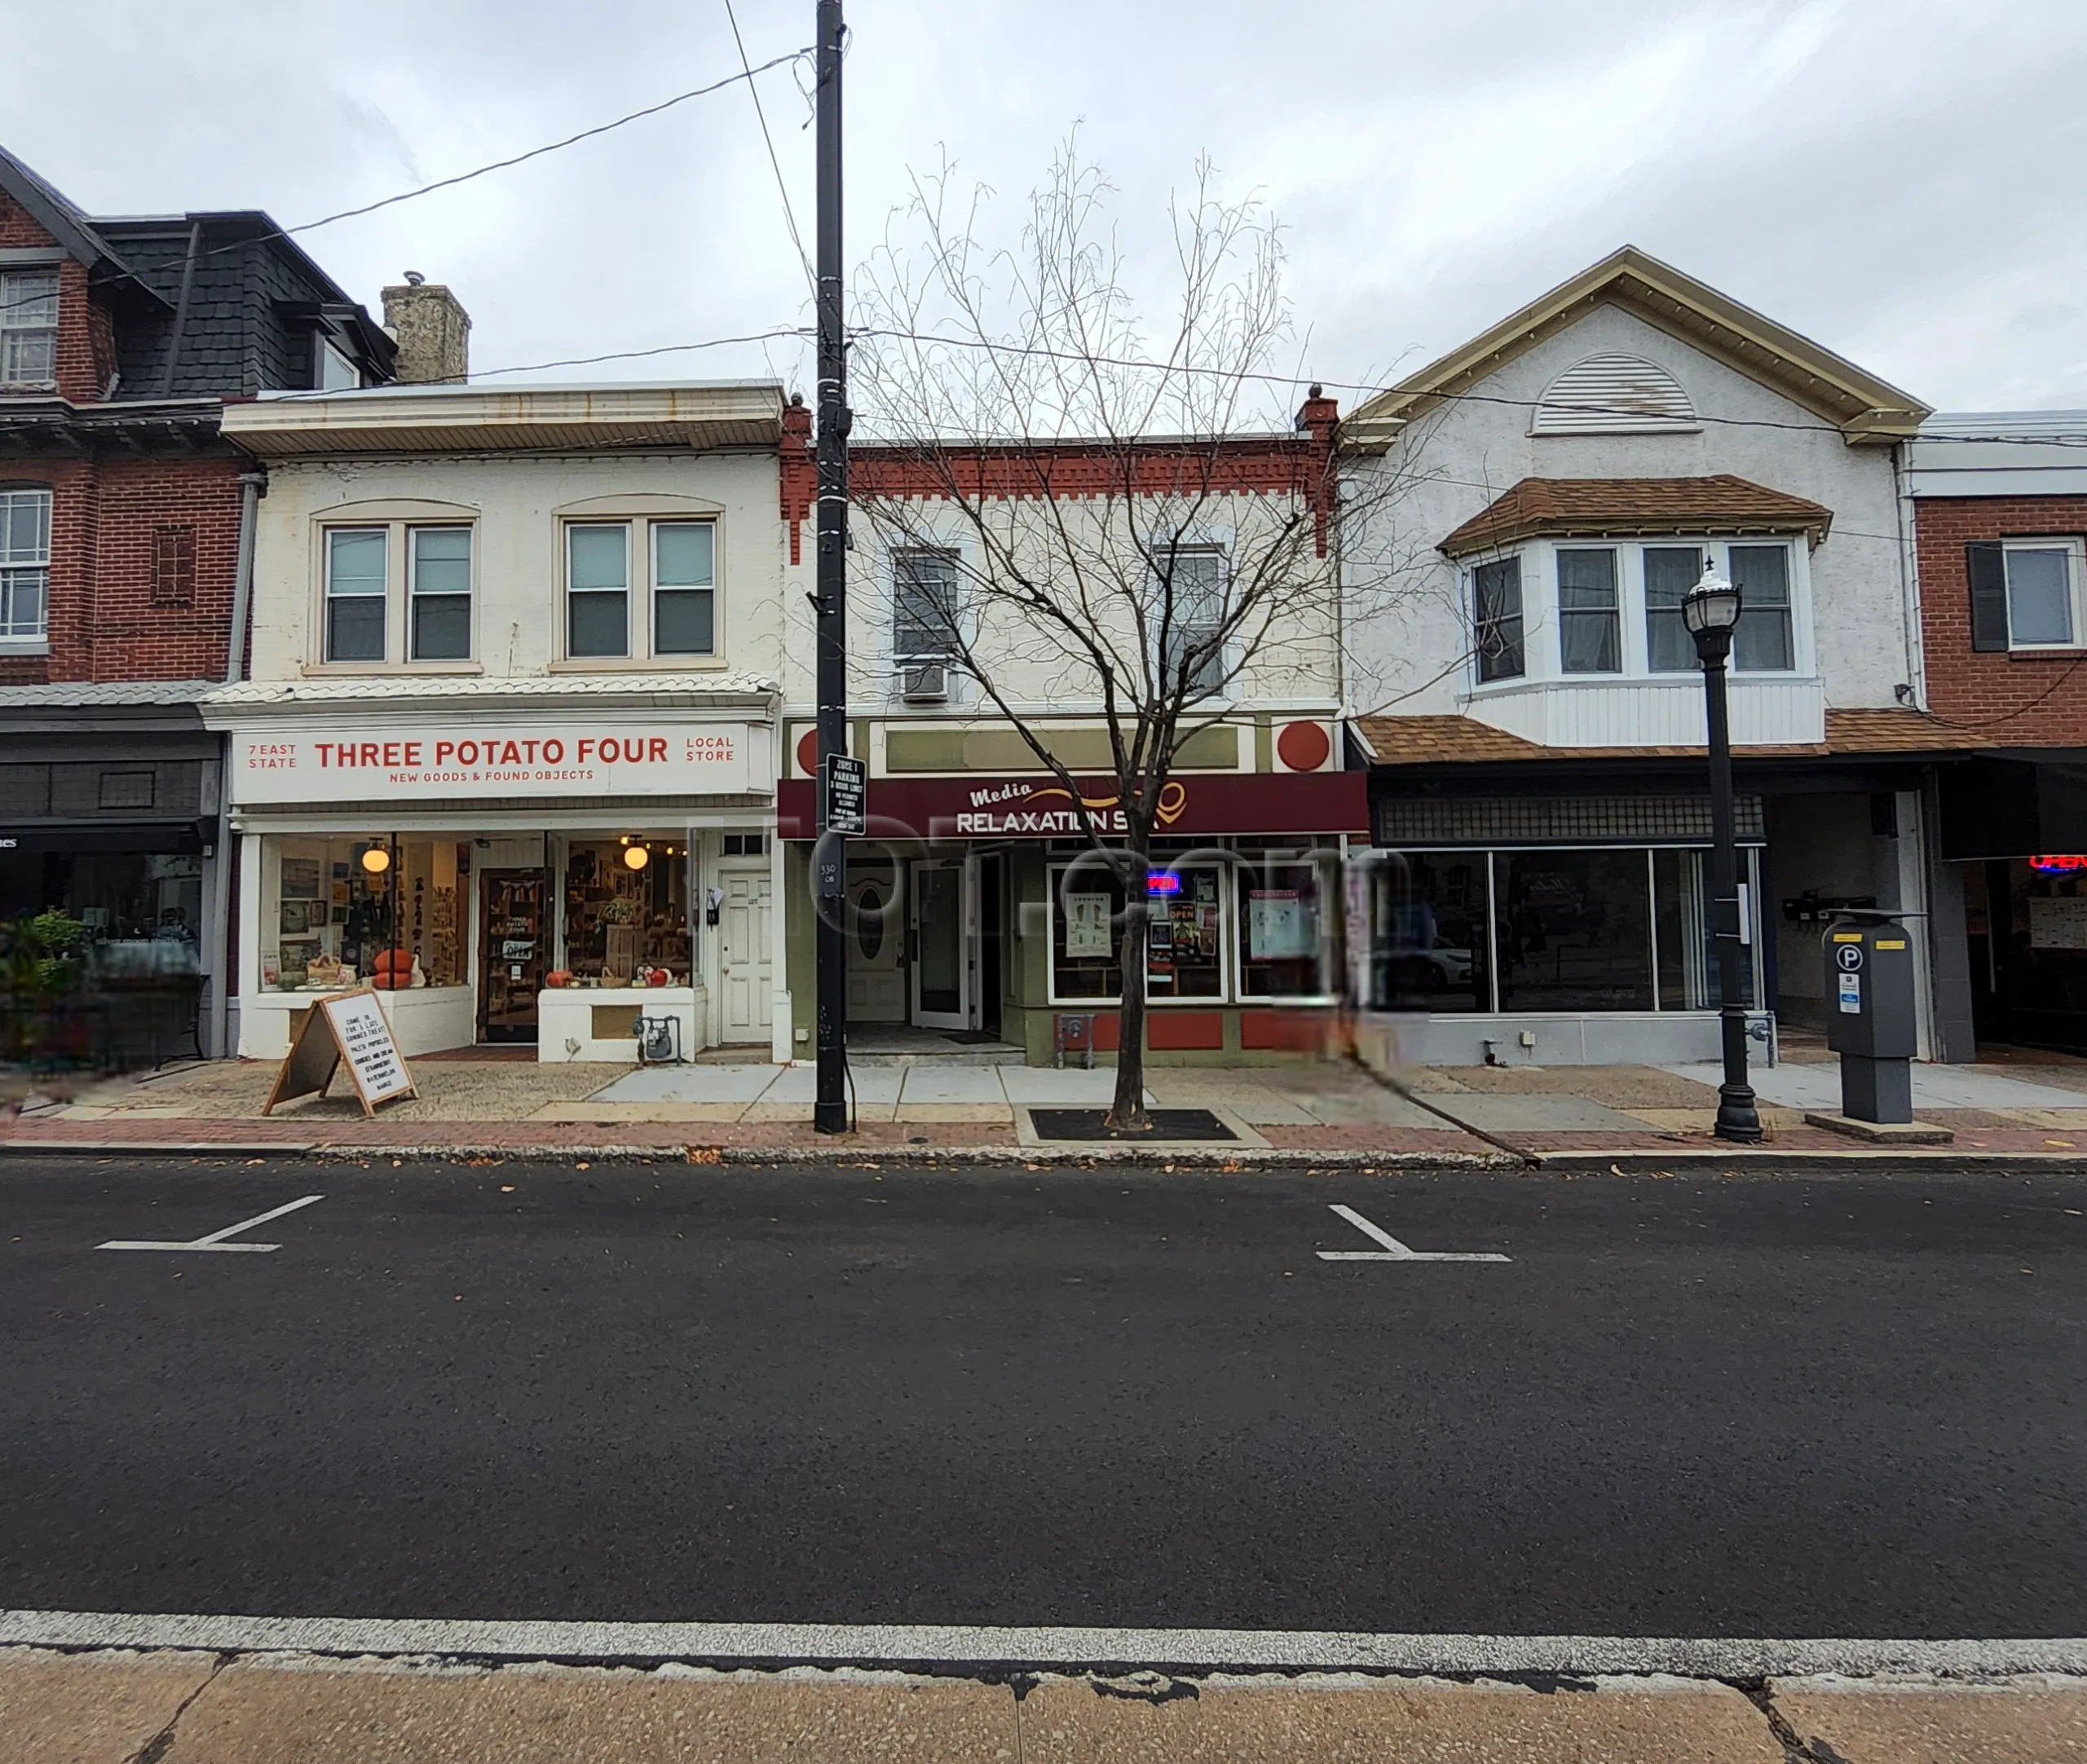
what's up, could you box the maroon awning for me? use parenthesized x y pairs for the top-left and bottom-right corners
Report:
(776, 770), (1366, 840)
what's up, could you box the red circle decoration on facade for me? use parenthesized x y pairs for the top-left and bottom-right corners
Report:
(1276, 720), (1331, 773)
(796, 728), (819, 778)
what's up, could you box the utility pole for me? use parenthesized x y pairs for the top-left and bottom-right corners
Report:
(812, 0), (850, 1133)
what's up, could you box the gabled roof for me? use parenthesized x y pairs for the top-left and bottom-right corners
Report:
(1348, 245), (1930, 448)
(1439, 475), (1833, 557)
(0, 143), (129, 276)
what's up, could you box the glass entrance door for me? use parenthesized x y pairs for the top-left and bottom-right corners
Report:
(910, 858), (971, 1030)
(479, 870), (546, 1043)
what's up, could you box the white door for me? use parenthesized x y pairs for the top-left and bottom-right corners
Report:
(911, 858), (973, 1030)
(720, 871), (773, 1042)
(848, 862), (906, 1022)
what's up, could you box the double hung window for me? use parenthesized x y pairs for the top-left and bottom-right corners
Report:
(1472, 557), (1525, 681)
(1643, 545), (1702, 673)
(324, 528), (388, 662)
(1974, 540), (2087, 650)
(0, 487), (51, 645)
(1729, 544), (1794, 671)
(893, 548), (962, 664)
(567, 524), (631, 658)
(1557, 549), (1620, 673)
(322, 523), (475, 664)
(408, 528), (472, 660)
(1154, 545), (1228, 695)
(0, 269), (59, 386)
(567, 519), (719, 661)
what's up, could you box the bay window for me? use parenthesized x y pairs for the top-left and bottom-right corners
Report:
(1643, 545), (1702, 673)
(1557, 548), (1620, 673)
(1473, 556), (1524, 681)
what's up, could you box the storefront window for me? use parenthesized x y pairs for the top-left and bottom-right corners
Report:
(1051, 859), (1125, 1002)
(1494, 849), (1653, 1012)
(261, 837), (463, 992)
(561, 839), (690, 984)
(0, 850), (203, 970)
(1238, 859), (1336, 997)
(1373, 850), (1489, 1012)
(1145, 863), (1224, 1001)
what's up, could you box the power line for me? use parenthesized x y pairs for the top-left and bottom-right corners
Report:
(257, 326), (814, 399)
(721, 0), (816, 296)
(0, 49), (814, 320)
(849, 325), (2087, 450)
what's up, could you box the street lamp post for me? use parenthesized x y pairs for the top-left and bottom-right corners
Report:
(1683, 566), (1764, 1144)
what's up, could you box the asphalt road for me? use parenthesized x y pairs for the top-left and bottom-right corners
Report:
(1, 1153), (2083, 1638)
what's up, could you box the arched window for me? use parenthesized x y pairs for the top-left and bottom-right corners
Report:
(1533, 354), (1696, 434)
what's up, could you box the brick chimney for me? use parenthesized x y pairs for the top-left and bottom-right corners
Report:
(381, 272), (470, 385)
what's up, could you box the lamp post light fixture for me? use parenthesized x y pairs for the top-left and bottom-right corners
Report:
(1683, 564), (1764, 1143)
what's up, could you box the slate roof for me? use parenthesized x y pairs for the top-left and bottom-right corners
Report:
(1438, 476), (1834, 558)
(1352, 708), (1986, 765)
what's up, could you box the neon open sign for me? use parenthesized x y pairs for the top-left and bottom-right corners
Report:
(1145, 873), (1183, 896)
(2031, 854), (2087, 874)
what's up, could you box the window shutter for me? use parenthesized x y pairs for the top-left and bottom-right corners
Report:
(1966, 541), (2010, 652)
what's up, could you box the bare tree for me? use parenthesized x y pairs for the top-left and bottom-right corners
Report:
(846, 143), (1408, 1130)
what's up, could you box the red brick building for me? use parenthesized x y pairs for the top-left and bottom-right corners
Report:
(1910, 415), (2087, 1051)
(0, 144), (393, 1057)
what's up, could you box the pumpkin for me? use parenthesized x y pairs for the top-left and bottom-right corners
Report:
(372, 947), (413, 975)
(544, 970), (574, 989)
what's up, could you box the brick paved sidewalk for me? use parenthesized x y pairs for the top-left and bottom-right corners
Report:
(12, 1048), (2087, 1166)
(7, 1646), (2083, 1763)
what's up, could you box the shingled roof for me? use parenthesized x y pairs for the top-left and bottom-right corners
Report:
(1353, 708), (1985, 765)
(1438, 475), (1833, 558)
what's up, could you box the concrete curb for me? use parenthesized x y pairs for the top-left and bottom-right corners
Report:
(0, 1138), (1524, 1172)
(1529, 1146), (2087, 1175)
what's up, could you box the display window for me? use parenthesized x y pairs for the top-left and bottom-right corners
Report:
(559, 837), (691, 985)
(1046, 855), (1265, 1005)
(261, 837), (464, 992)
(1237, 859), (1337, 999)
(1367, 845), (1763, 1014)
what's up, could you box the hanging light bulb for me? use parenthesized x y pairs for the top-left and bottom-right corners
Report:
(624, 845), (650, 871)
(360, 845), (391, 875)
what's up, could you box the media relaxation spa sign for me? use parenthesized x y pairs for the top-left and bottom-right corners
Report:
(232, 721), (757, 805)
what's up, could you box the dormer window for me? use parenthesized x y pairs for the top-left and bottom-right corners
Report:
(0, 268), (59, 387)
(316, 336), (361, 391)
(1533, 355), (1696, 434)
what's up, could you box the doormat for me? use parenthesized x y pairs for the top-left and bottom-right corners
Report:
(1026, 1107), (1239, 1143)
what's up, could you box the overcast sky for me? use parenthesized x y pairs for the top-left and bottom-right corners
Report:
(14, 0), (2087, 416)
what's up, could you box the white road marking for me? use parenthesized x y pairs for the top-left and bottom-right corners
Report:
(99, 1194), (325, 1255)
(1317, 1203), (1510, 1264)
(0, 1607), (2081, 1678)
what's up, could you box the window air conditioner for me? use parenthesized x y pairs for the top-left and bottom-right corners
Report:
(900, 662), (950, 703)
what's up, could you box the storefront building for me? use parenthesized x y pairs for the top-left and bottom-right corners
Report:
(210, 381), (792, 1061)
(0, 146), (397, 1061)
(1338, 248), (1972, 1063)
(1911, 412), (2087, 1053)
(774, 724), (1367, 1062)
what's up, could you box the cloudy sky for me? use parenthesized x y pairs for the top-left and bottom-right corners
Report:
(14, 0), (2087, 415)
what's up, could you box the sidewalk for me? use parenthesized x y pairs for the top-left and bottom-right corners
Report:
(11, 1046), (2087, 1164)
(7, 1646), (2082, 1762)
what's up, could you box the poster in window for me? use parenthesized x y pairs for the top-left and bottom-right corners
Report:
(2030, 896), (2087, 950)
(280, 858), (323, 901)
(1064, 892), (1112, 959)
(1249, 889), (1315, 960)
(280, 898), (315, 937)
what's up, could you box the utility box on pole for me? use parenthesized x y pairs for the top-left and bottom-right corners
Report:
(1824, 914), (1917, 1123)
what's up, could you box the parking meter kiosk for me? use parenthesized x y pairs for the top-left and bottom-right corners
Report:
(1823, 913), (1917, 1123)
